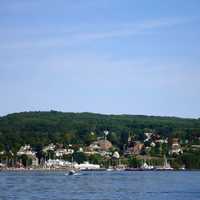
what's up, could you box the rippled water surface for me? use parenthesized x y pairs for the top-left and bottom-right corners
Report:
(0, 171), (200, 200)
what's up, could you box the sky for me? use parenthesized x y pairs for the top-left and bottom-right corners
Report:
(0, 0), (200, 118)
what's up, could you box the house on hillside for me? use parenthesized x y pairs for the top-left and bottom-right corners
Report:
(125, 141), (144, 156)
(85, 139), (113, 156)
(89, 139), (113, 151)
(169, 138), (183, 155)
(17, 144), (36, 156)
(144, 132), (153, 142)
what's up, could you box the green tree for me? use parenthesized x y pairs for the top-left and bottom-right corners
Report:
(73, 152), (87, 164)
(127, 156), (141, 168)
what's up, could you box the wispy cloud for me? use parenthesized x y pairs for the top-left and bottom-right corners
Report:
(0, 17), (191, 49)
(76, 18), (188, 40)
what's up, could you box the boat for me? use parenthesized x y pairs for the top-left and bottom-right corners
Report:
(106, 167), (114, 171)
(115, 167), (125, 171)
(156, 155), (173, 171)
(141, 161), (155, 171)
(68, 169), (76, 175)
(67, 156), (79, 175)
(179, 166), (186, 171)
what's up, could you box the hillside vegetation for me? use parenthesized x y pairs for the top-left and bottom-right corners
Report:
(0, 111), (200, 152)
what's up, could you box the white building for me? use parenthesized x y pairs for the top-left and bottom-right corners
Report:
(155, 139), (168, 144)
(144, 132), (153, 142)
(112, 151), (120, 159)
(43, 143), (56, 152)
(76, 162), (100, 170)
(55, 148), (74, 157)
(17, 145), (38, 167)
(45, 159), (100, 170)
(45, 159), (72, 167)
(17, 144), (36, 156)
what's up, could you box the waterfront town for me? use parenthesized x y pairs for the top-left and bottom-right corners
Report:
(1, 130), (199, 171)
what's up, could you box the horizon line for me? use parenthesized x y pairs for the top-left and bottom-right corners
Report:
(1, 110), (199, 120)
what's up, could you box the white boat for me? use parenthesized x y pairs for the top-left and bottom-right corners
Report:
(141, 161), (154, 170)
(67, 156), (79, 175)
(179, 166), (186, 170)
(106, 167), (114, 171)
(68, 170), (76, 175)
(115, 168), (125, 171)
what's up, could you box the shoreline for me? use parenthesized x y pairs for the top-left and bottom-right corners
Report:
(1, 168), (200, 172)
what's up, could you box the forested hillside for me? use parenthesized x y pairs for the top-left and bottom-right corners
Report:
(0, 111), (200, 152)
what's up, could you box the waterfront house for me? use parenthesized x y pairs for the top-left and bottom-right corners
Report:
(77, 161), (100, 170)
(43, 143), (56, 152)
(17, 144), (39, 167)
(17, 144), (36, 156)
(112, 151), (120, 159)
(55, 148), (74, 157)
(45, 159), (72, 168)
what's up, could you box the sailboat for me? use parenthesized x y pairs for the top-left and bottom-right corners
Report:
(68, 156), (78, 175)
(156, 155), (173, 171)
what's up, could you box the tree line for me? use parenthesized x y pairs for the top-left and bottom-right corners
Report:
(0, 111), (200, 153)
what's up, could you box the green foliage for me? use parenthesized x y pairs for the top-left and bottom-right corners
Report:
(73, 152), (87, 164)
(0, 111), (200, 169)
(170, 156), (184, 169)
(83, 132), (97, 146)
(19, 155), (32, 167)
(0, 143), (4, 151)
(127, 156), (141, 168)
(89, 154), (103, 164)
(0, 111), (199, 150)
(182, 152), (200, 169)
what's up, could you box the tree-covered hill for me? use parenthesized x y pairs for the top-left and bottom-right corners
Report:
(0, 111), (200, 152)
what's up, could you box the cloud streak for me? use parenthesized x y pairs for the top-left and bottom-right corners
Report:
(0, 17), (191, 49)
(76, 18), (188, 40)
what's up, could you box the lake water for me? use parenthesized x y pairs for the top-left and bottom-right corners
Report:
(0, 171), (200, 200)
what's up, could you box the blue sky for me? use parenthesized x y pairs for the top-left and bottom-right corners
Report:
(0, 0), (200, 118)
